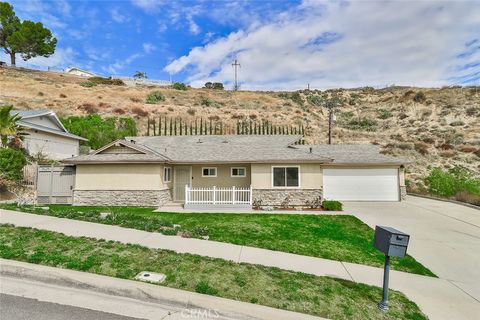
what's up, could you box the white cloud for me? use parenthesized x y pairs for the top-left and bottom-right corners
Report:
(165, 1), (480, 90)
(187, 16), (200, 35)
(130, 0), (165, 12)
(143, 43), (156, 53)
(0, 47), (77, 69)
(110, 8), (130, 23)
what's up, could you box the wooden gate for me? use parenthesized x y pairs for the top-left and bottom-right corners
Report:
(36, 165), (75, 204)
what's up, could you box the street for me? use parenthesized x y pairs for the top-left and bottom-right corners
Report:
(0, 294), (145, 320)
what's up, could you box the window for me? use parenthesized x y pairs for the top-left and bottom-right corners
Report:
(231, 167), (246, 177)
(202, 167), (217, 177)
(163, 167), (172, 182)
(272, 166), (300, 187)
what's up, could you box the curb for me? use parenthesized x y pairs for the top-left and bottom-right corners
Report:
(408, 194), (480, 211)
(0, 259), (323, 320)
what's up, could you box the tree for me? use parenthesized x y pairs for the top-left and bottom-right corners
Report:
(0, 105), (23, 147)
(0, 2), (57, 66)
(133, 71), (147, 79)
(204, 82), (213, 89)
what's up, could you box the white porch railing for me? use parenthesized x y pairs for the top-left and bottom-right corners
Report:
(185, 185), (252, 207)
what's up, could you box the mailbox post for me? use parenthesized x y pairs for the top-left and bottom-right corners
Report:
(373, 226), (410, 312)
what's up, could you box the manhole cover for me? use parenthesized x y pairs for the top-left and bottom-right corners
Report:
(134, 271), (166, 283)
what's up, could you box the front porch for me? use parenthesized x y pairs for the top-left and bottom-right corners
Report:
(184, 185), (252, 210)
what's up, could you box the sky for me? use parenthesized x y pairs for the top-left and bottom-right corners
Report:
(2, 0), (479, 90)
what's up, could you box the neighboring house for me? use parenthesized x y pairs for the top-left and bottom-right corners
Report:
(63, 135), (408, 208)
(64, 67), (97, 77)
(11, 109), (87, 160)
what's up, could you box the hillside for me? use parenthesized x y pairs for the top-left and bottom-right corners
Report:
(1, 67), (479, 188)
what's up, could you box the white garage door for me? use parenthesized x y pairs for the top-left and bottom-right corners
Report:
(323, 168), (399, 201)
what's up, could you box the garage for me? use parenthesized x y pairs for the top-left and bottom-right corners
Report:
(323, 168), (400, 201)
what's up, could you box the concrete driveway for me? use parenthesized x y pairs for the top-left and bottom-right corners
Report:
(343, 195), (480, 303)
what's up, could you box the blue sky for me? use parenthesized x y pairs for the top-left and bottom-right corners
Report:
(2, 0), (480, 90)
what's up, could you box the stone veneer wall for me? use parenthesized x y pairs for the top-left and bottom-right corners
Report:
(253, 189), (322, 207)
(73, 189), (171, 207)
(400, 186), (407, 201)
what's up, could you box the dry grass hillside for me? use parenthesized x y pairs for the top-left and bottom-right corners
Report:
(1, 67), (479, 186)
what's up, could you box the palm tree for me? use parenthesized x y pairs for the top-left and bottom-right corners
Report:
(0, 105), (23, 147)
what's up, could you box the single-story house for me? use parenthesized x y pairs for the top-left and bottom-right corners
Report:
(64, 67), (97, 77)
(63, 135), (408, 208)
(11, 109), (87, 160)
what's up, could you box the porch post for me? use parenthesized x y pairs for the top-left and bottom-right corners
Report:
(249, 185), (253, 206)
(185, 184), (189, 204)
(213, 186), (216, 205)
(232, 186), (236, 205)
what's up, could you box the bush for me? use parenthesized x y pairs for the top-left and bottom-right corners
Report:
(87, 77), (125, 86)
(145, 91), (165, 104)
(377, 109), (392, 119)
(204, 82), (224, 90)
(343, 118), (377, 131)
(413, 92), (426, 103)
(200, 97), (214, 106)
(171, 82), (188, 90)
(0, 148), (27, 180)
(78, 103), (98, 114)
(131, 107), (148, 117)
(80, 81), (96, 88)
(61, 115), (137, 149)
(322, 200), (343, 211)
(424, 166), (480, 198)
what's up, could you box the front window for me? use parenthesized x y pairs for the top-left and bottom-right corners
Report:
(231, 167), (246, 177)
(163, 167), (172, 182)
(202, 167), (217, 177)
(273, 167), (299, 187)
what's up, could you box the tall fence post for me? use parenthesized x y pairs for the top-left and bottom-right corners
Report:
(213, 186), (217, 205)
(232, 186), (236, 205)
(249, 185), (253, 206)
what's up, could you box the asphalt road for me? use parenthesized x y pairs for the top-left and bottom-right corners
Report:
(0, 294), (146, 320)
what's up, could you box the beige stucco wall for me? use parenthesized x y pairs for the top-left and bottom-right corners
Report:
(189, 164), (251, 188)
(251, 163), (322, 189)
(23, 129), (80, 160)
(75, 164), (169, 190)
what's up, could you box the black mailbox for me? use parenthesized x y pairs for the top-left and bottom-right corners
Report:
(374, 226), (409, 258)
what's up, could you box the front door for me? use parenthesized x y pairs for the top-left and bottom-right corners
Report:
(174, 166), (192, 201)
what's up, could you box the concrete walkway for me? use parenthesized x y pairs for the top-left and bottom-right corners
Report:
(1, 208), (479, 320)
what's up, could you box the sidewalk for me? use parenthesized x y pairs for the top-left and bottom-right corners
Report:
(1, 209), (479, 319)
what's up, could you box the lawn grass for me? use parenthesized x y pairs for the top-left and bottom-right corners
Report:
(0, 224), (428, 320)
(0, 204), (435, 276)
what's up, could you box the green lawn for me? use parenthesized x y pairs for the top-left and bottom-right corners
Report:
(0, 224), (427, 320)
(0, 204), (435, 276)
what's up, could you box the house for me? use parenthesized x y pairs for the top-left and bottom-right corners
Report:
(64, 67), (97, 77)
(63, 135), (408, 208)
(11, 109), (87, 160)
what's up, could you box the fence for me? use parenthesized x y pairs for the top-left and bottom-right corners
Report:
(185, 185), (252, 209)
(22, 164), (37, 186)
(36, 165), (75, 204)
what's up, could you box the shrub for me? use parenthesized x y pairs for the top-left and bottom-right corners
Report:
(212, 82), (224, 90)
(449, 120), (464, 127)
(413, 92), (426, 103)
(322, 200), (343, 211)
(424, 166), (480, 198)
(187, 108), (196, 116)
(458, 144), (478, 153)
(377, 109), (392, 119)
(171, 82), (188, 90)
(145, 91), (165, 104)
(465, 107), (479, 116)
(195, 281), (218, 295)
(87, 77), (125, 86)
(200, 97), (214, 106)
(78, 103), (98, 114)
(113, 107), (126, 115)
(414, 142), (430, 155)
(61, 115), (137, 149)
(344, 118), (377, 131)
(131, 107), (148, 117)
(59, 93), (67, 98)
(0, 148), (27, 180)
(80, 81), (96, 88)
(130, 97), (142, 103)
(440, 150), (456, 158)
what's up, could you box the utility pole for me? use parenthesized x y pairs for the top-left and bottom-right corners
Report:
(328, 108), (333, 145)
(232, 59), (240, 91)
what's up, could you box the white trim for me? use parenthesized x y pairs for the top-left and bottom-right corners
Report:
(271, 165), (301, 189)
(202, 167), (217, 177)
(163, 167), (172, 183)
(230, 167), (247, 177)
